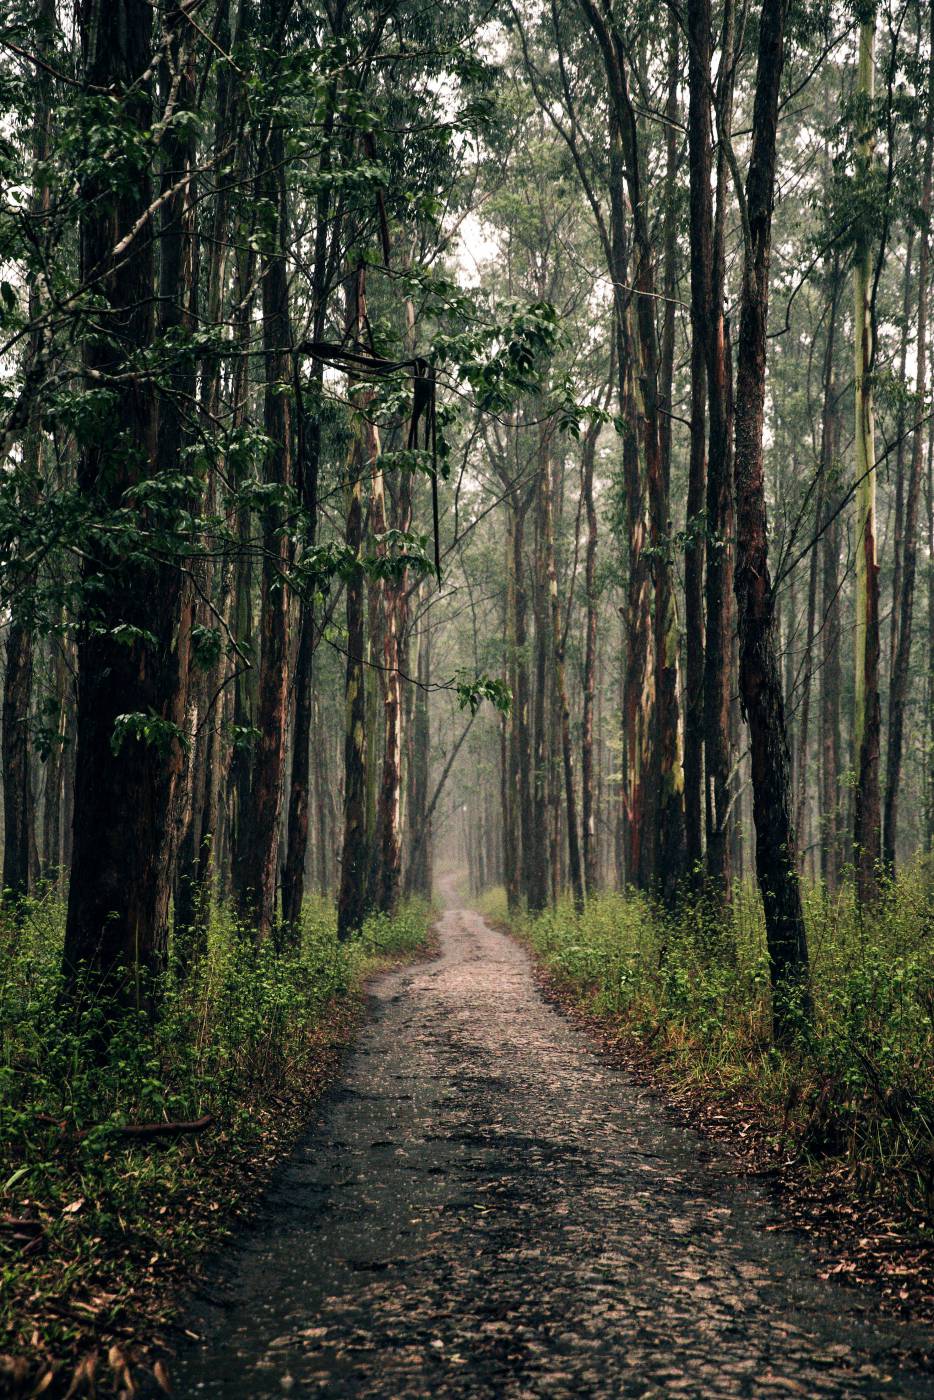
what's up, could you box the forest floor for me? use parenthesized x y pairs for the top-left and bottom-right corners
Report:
(0, 912), (435, 1398)
(153, 885), (934, 1398)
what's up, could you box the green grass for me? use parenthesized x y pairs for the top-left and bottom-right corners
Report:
(0, 893), (432, 1370)
(483, 864), (934, 1217)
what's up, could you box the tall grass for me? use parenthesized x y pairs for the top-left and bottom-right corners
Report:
(484, 864), (934, 1214)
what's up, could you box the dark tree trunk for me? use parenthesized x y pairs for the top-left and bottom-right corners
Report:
(337, 270), (372, 939)
(337, 454), (369, 938)
(732, 0), (810, 1042)
(684, 0), (713, 883)
(602, 101), (653, 891)
(545, 452), (584, 912)
(852, 14), (882, 907)
(503, 519), (522, 912)
(63, 0), (190, 1000)
(883, 4), (932, 874)
(528, 446), (550, 913)
(652, 8), (686, 910)
(234, 98), (293, 941)
(281, 69), (339, 933)
(42, 635), (69, 880)
(405, 606), (432, 899)
(3, 0), (55, 902)
(888, 238), (915, 687)
(281, 397), (322, 934)
(702, 0), (737, 898)
(514, 491), (535, 906)
(3, 621), (34, 901)
(159, 31), (200, 961)
(580, 416), (601, 898)
(797, 274), (840, 870)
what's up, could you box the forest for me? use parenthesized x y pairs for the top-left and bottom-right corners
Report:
(1, 0), (933, 1393)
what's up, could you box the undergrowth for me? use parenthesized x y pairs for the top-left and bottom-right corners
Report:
(0, 894), (431, 1366)
(482, 866), (934, 1219)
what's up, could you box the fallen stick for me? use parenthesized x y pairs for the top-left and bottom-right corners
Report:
(28, 1112), (214, 1141)
(107, 1114), (213, 1141)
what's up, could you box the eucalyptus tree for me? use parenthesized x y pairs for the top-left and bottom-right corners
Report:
(732, 0), (811, 1040)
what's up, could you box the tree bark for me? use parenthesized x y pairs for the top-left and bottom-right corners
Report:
(513, 484), (536, 907)
(852, 13), (882, 905)
(701, 0), (737, 898)
(545, 449), (584, 912)
(404, 602), (432, 899)
(796, 278), (840, 870)
(63, 0), (189, 999)
(883, 1), (932, 874)
(732, 0), (810, 1042)
(2, 0), (55, 902)
(337, 449), (369, 938)
(684, 0), (713, 884)
(528, 438), (551, 913)
(234, 100), (293, 941)
(580, 416), (601, 898)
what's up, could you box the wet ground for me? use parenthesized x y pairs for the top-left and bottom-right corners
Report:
(164, 894), (934, 1397)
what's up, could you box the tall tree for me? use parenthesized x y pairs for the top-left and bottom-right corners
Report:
(732, 0), (811, 1041)
(63, 0), (192, 998)
(852, 5), (883, 904)
(233, 35), (294, 941)
(883, 0), (933, 873)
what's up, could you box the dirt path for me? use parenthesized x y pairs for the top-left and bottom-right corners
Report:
(164, 894), (933, 1398)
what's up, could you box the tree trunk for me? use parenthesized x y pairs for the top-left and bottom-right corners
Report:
(514, 489), (536, 906)
(159, 31), (200, 960)
(799, 272), (840, 872)
(852, 13), (882, 905)
(3, 620), (34, 902)
(405, 604), (432, 899)
(528, 444), (550, 913)
(235, 106), (293, 941)
(2, 0), (55, 902)
(545, 451), (584, 912)
(63, 0), (189, 1000)
(281, 400), (322, 935)
(653, 8), (687, 909)
(888, 236), (915, 686)
(883, 2), (932, 874)
(337, 451), (369, 936)
(42, 634), (69, 880)
(580, 417), (601, 897)
(928, 402), (934, 852)
(366, 386), (405, 917)
(701, 0), (737, 898)
(684, 0), (712, 884)
(732, 0), (810, 1042)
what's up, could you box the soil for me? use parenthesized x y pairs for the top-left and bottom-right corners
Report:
(157, 893), (934, 1398)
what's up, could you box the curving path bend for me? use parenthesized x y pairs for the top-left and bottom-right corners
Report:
(166, 891), (933, 1398)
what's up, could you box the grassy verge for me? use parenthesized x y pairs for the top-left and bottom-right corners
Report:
(0, 894), (433, 1394)
(482, 866), (934, 1315)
